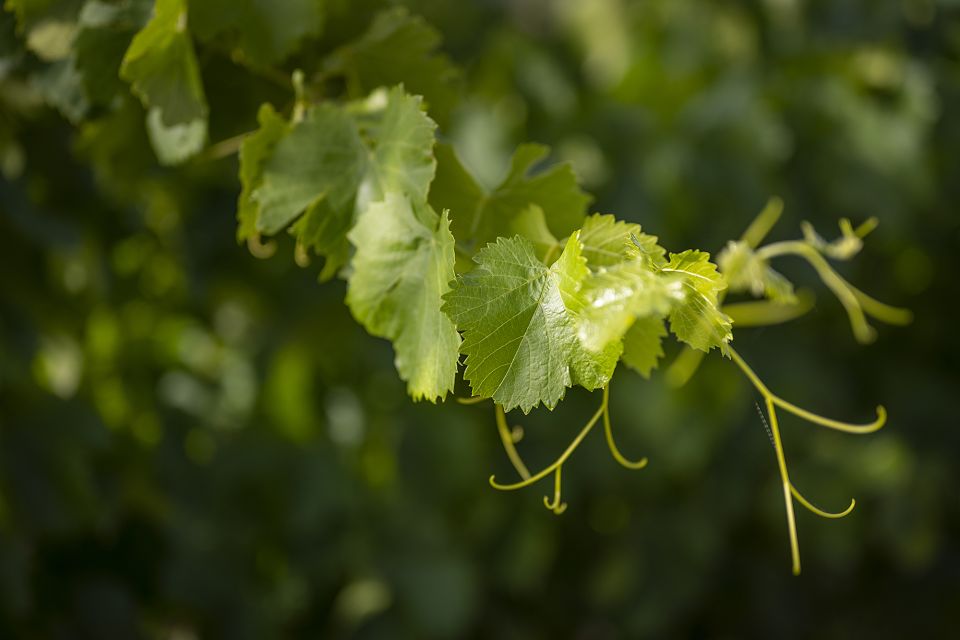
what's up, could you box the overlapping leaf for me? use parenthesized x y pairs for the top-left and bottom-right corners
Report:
(577, 260), (672, 353)
(241, 87), (437, 276)
(552, 235), (622, 391)
(620, 316), (667, 378)
(236, 103), (289, 241)
(347, 192), (460, 402)
(661, 250), (733, 352)
(579, 213), (659, 268)
(430, 143), (591, 256)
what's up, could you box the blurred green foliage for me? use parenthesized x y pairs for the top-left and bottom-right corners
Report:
(1, 0), (959, 638)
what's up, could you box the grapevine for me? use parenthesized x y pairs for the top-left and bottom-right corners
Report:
(1, 0), (912, 575)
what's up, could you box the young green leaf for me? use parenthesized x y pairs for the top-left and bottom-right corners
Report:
(553, 234), (622, 390)
(661, 250), (733, 352)
(579, 213), (664, 268)
(576, 261), (672, 353)
(621, 316), (667, 378)
(627, 230), (668, 268)
(508, 205), (560, 262)
(249, 88), (437, 275)
(347, 192), (460, 402)
(350, 88), (438, 207)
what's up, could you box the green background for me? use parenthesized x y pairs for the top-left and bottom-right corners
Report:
(1, 0), (958, 637)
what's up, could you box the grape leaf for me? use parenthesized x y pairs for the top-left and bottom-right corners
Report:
(627, 230), (667, 268)
(250, 88), (437, 275)
(576, 260), (672, 353)
(430, 143), (591, 255)
(189, 0), (323, 66)
(661, 250), (733, 352)
(621, 316), (667, 378)
(237, 103), (289, 242)
(717, 240), (796, 302)
(256, 103), (365, 268)
(443, 236), (588, 413)
(579, 213), (644, 268)
(508, 204), (560, 263)
(119, 0), (207, 164)
(552, 233), (621, 390)
(325, 7), (460, 124)
(350, 88), (438, 207)
(253, 104), (365, 234)
(346, 192), (460, 402)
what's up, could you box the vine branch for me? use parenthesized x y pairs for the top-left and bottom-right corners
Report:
(730, 346), (876, 574)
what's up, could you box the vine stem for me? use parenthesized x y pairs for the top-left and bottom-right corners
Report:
(489, 385), (648, 515)
(543, 467), (567, 514)
(489, 403), (605, 491)
(602, 385), (648, 470)
(730, 346), (875, 574)
(728, 347), (886, 434)
(495, 404), (530, 481)
(756, 240), (912, 343)
(764, 395), (801, 575)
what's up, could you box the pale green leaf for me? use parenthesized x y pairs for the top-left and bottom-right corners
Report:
(661, 250), (733, 352)
(580, 213), (645, 268)
(552, 233), (621, 390)
(576, 260), (672, 353)
(621, 316), (667, 378)
(347, 192), (460, 402)
(508, 204), (559, 262)
(626, 230), (667, 268)
(145, 105), (206, 165)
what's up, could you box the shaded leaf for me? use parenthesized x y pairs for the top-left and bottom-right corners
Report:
(190, 0), (323, 66)
(431, 143), (590, 256)
(325, 7), (459, 124)
(347, 192), (460, 401)
(120, 0), (207, 164)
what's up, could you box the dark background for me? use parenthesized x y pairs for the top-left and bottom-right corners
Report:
(1, 0), (958, 638)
